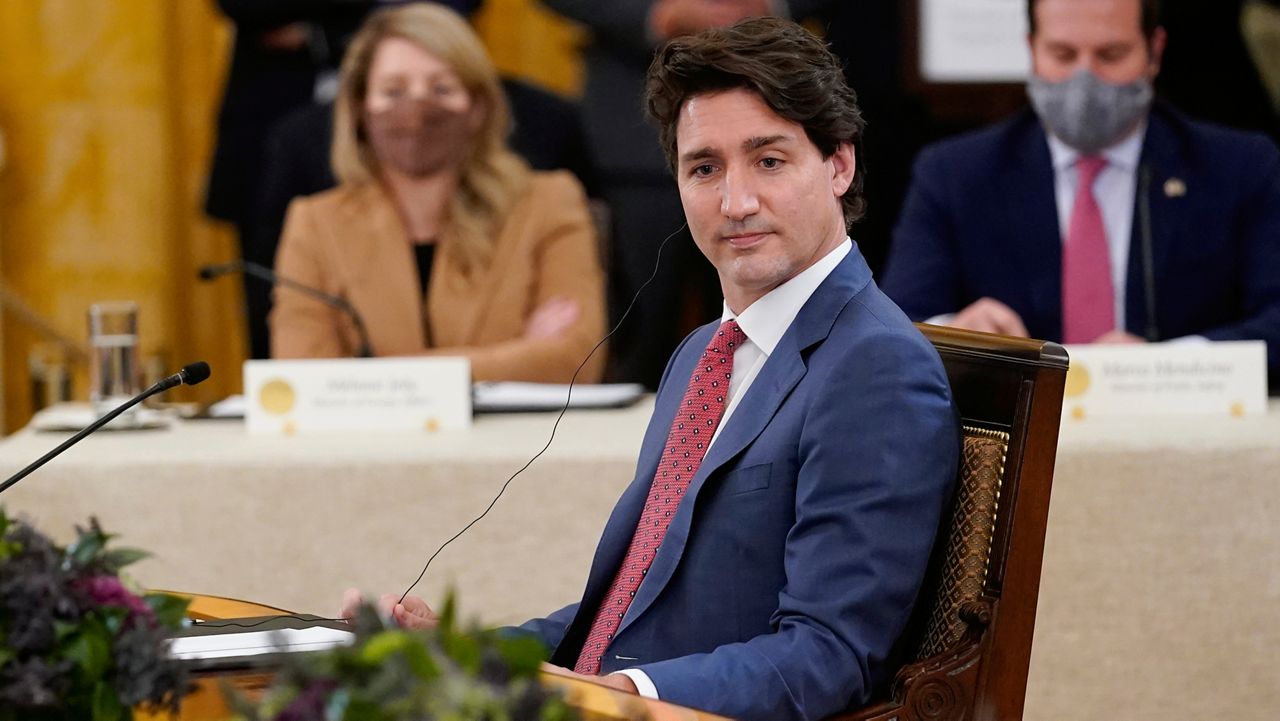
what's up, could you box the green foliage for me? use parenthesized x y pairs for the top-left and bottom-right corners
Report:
(0, 507), (191, 720)
(233, 594), (580, 721)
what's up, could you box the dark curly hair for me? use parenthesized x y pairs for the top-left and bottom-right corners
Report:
(644, 16), (866, 227)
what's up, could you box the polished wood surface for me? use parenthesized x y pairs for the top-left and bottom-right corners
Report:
(837, 324), (1068, 721)
(143, 593), (727, 721)
(152, 589), (290, 621)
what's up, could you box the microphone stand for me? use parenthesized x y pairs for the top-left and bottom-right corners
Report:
(200, 260), (374, 358)
(0, 365), (207, 495)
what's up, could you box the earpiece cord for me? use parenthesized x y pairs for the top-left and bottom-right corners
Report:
(197, 223), (687, 631)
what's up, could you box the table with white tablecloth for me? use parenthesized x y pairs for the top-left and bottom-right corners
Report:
(0, 400), (1276, 720)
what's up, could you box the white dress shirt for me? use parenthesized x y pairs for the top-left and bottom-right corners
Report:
(613, 238), (852, 698)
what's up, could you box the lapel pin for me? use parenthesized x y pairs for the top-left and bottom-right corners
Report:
(1163, 177), (1186, 198)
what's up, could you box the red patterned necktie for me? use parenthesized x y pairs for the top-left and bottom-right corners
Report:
(574, 319), (747, 675)
(1062, 155), (1114, 344)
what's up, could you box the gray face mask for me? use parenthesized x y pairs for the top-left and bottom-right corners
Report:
(1027, 69), (1153, 154)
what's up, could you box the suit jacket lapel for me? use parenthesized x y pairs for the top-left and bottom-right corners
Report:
(340, 184), (425, 351)
(551, 328), (713, 663)
(614, 249), (871, 638)
(1006, 116), (1064, 341)
(1128, 108), (1187, 339)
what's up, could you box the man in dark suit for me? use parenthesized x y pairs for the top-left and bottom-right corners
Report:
(345, 18), (959, 721)
(881, 0), (1280, 381)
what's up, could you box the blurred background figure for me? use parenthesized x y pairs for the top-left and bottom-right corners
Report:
(1155, 0), (1280, 142)
(251, 54), (594, 339)
(787, 1), (935, 278)
(881, 0), (1280, 386)
(269, 4), (606, 383)
(205, 0), (483, 361)
(1242, 0), (1280, 117)
(539, 0), (775, 389)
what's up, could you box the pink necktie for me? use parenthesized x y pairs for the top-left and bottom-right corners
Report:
(1062, 155), (1114, 344)
(574, 320), (747, 675)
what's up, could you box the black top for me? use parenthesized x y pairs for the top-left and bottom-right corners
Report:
(413, 242), (436, 348)
(413, 242), (436, 299)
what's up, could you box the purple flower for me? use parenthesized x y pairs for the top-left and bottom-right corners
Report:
(74, 575), (155, 625)
(274, 678), (338, 721)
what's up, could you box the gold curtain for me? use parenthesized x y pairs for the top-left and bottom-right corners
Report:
(475, 0), (585, 97)
(0, 1), (244, 432)
(0, 0), (581, 434)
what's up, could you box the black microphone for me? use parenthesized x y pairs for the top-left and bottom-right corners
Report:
(198, 260), (373, 358)
(1137, 164), (1160, 342)
(0, 362), (212, 495)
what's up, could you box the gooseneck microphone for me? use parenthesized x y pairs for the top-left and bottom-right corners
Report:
(199, 260), (374, 358)
(0, 362), (211, 495)
(1137, 164), (1160, 343)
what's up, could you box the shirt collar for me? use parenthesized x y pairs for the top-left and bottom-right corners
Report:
(1046, 119), (1147, 174)
(720, 239), (851, 356)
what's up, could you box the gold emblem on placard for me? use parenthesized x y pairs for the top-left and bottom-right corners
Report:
(1229, 402), (1245, 418)
(1164, 177), (1186, 198)
(1064, 362), (1091, 398)
(425, 417), (441, 433)
(259, 379), (296, 416)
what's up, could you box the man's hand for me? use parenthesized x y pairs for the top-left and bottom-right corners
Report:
(340, 587), (439, 630)
(950, 297), (1030, 337)
(650, 0), (775, 40)
(1093, 330), (1146, 344)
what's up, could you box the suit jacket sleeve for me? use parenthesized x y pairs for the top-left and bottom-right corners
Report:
(1193, 135), (1280, 368)
(269, 197), (351, 358)
(540, 0), (657, 55)
(634, 328), (959, 721)
(880, 146), (965, 321)
(422, 173), (608, 383)
(515, 603), (579, 651)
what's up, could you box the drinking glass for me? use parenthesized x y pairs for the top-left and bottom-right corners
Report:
(87, 301), (140, 419)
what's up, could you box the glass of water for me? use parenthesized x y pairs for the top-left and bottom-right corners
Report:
(87, 301), (140, 420)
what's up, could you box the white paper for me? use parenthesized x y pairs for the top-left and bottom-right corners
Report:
(167, 626), (354, 661)
(207, 394), (246, 419)
(473, 382), (644, 412)
(920, 0), (1030, 83)
(31, 403), (172, 432)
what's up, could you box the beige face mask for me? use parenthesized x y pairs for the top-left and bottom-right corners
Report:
(363, 98), (473, 177)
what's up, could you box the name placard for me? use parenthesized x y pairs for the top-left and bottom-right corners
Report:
(1062, 341), (1267, 420)
(244, 357), (471, 434)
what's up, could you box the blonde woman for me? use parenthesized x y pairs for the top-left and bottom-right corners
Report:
(269, 4), (605, 383)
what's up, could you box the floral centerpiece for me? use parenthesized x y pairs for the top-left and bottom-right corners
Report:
(0, 509), (190, 721)
(230, 597), (581, 721)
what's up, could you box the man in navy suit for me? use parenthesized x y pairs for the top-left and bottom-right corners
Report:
(346, 18), (958, 721)
(882, 0), (1280, 382)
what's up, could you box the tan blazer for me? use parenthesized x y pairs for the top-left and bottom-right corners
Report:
(270, 171), (606, 383)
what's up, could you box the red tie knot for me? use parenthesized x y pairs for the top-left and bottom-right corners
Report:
(710, 320), (747, 355)
(1077, 155), (1107, 187)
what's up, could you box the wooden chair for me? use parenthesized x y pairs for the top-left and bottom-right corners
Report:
(836, 325), (1068, 721)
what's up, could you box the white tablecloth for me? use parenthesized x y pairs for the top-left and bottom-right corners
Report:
(1, 400), (1276, 719)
